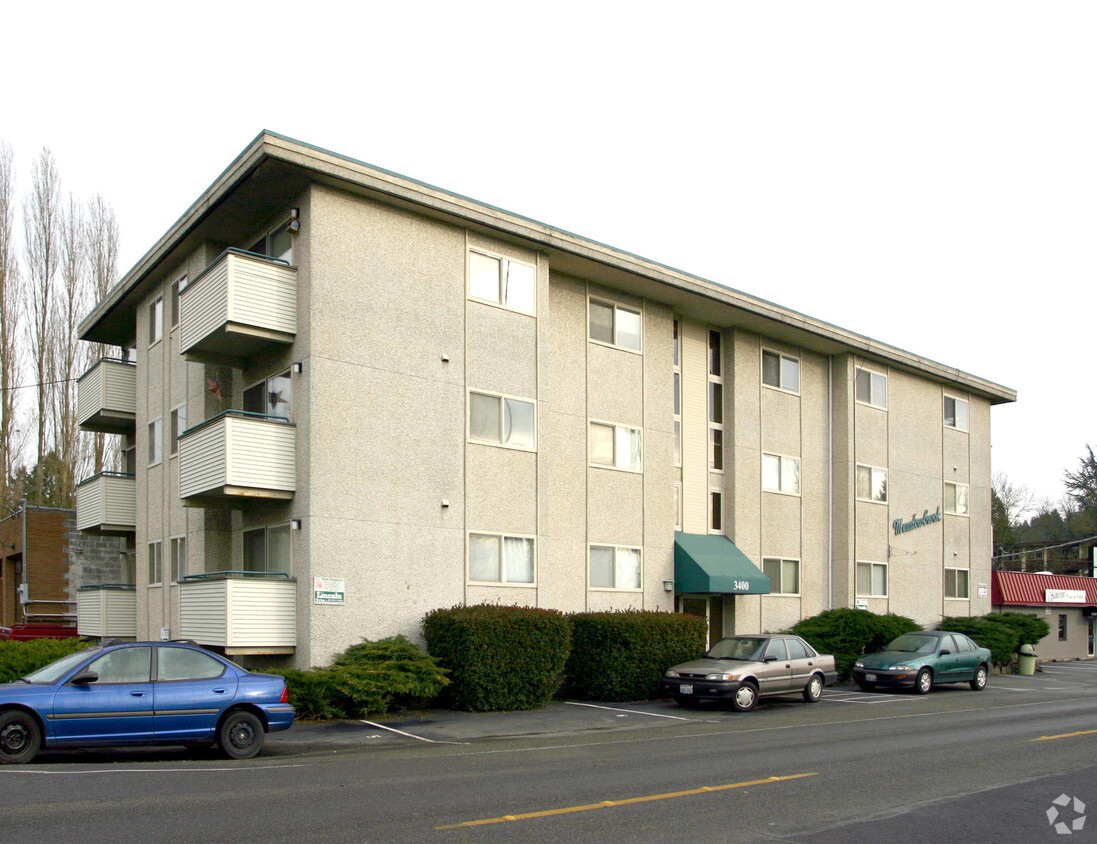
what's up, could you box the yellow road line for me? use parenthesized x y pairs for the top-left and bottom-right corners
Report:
(1034, 728), (1097, 741)
(435, 772), (817, 830)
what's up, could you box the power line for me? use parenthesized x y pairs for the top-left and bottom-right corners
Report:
(995, 534), (1097, 561)
(0, 376), (80, 392)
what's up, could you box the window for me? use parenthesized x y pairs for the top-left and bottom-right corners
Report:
(244, 371), (291, 419)
(855, 368), (887, 409)
(763, 558), (800, 594)
(148, 418), (162, 465)
(945, 568), (969, 599)
(87, 647), (152, 684)
(709, 333), (724, 471)
(149, 297), (163, 345)
(468, 532), (534, 584)
(147, 541), (163, 586)
(762, 453), (801, 495)
(589, 545), (642, 590)
(673, 320), (681, 467)
(762, 349), (799, 393)
(170, 275), (188, 327)
(589, 298), (641, 351)
(123, 444), (136, 475)
(856, 561), (887, 597)
(1059, 614), (1068, 641)
(469, 250), (535, 314)
(710, 490), (722, 533)
(157, 647), (225, 682)
(673, 483), (682, 530)
(945, 482), (969, 515)
(856, 465), (888, 503)
(589, 422), (642, 471)
(249, 222), (293, 263)
(243, 524), (291, 575)
(709, 330), (721, 377)
(469, 392), (535, 450)
(170, 536), (187, 584)
(170, 405), (187, 456)
(944, 396), (969, 431)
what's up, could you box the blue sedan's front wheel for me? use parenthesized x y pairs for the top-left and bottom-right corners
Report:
(0, 710), (41, 764)
(218, 710), (265, 760)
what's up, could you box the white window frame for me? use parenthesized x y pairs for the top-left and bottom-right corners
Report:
(588, 297), (642, 353)
(855, 367), (887, 410)
(762, 452), (801, 496)
(148, 417), (162, 466)
(466, 531), (536, 586)
(856, 464), (888, 503)
(169, 535), (187, 584)
(945, 567), (970, 599)
(945, 481), (970, 516)
(673, 482), (682, 531)
(243, 370), (292, 420)
(170, 275), (188, 328)
(588, 420), (643, 472)
(709, 329), (724, 473)
(147, 540), (163, 587)
(149, 297), (163, 346)
(709, 489), (723, 534)
(944, 395), (970, 432)
(242, 523), (293, 575)
(468, 390), (536, 452)
(763, 557), (801, 595)
(468, 249), (536, 315)
(761, 348), (800, 394)
(169, 404), (187, 456)
(856, 561), (888, 597)
(588, 544), (643, 592)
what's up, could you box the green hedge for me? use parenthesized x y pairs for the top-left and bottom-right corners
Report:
(790, 608), (920, 680)
(275, 636), (449, 720)
(985, 613), (1050, 648)
(565, 610), (707, 702)
(0, 638), (91, 684)
(939, 616), (1024, 668)
(423, 605), (571, 712)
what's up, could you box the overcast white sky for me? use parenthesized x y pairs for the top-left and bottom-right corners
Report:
(3, 2), (1093, 511)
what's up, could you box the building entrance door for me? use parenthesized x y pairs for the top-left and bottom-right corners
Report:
(679, 597), (729, 649)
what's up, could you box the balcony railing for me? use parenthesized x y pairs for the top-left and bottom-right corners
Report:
(178, 411), (295, 506)
(77, 358), (136, 434)
(75, 472), (136, 534)
(178, 572), (296, 654)
(77, 585), (137, 638)
(179, 248), (296, 364)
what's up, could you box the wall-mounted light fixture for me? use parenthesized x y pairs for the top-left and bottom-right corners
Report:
(441, 354), (450, 363)
(292, 362), (303, 374)
(441, 499), (450, 508)
(287, 208), (300, 234)
(290, 519), (302, 531)
(663, 580), (674, 593)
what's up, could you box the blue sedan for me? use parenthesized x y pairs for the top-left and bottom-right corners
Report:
(0, 640), (294, 763)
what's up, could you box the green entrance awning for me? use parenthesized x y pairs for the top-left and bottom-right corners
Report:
(674, 532), (771, 595)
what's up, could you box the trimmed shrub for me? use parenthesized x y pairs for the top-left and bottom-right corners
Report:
(565, 610), (707, 702)
(985, 613), (1050, 648)
(0, 638), (91, 684)
(423, 605), (571, 712)
(939, 617), (1018, 668)
(790, 608), (919, 680)
(275, 636), (449, 720)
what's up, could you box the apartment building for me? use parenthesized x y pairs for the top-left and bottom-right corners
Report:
(75, 132), (1016, 668)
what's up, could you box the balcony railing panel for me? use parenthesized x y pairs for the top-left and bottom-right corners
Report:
(178, 413), (295, 505)
(178, 575), (296, 653)
(77, 585), (137, 638)
(77, 358), (137, 434)
(75, 473), (136, 534)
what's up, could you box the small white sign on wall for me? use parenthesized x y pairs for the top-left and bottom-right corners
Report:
(314, 577), (346, 605)
(978, 583), (988, 599)
(855, 599), (869, 611)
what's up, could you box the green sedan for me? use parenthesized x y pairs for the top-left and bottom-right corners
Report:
(852, 630), (992, 694)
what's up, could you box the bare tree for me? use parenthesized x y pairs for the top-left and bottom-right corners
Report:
(0, 141), (21, 510)
(992, 471), (1037, 525)
(23, 147), (61, 506)
(86, 193), (120, 473)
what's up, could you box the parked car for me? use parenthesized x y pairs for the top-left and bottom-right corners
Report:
(661, 634), (838, 711)
(0, 640), (294, 764)
(852, 630), (992, 694)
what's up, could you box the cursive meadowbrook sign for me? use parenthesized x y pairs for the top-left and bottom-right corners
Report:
(893, 507), (942, 536)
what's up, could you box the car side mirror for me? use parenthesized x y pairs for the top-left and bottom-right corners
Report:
(71, 671), (99, 685)
(939, 649), (951, 656)
(763, 655), (778, 662)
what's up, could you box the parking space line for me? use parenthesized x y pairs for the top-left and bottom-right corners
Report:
(359, 720), (468, 745)
(564, 702), (698, 721)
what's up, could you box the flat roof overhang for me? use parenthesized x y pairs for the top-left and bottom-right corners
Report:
(80, 131), (1016, 405)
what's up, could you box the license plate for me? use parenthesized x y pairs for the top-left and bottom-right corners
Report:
(680, 684), (693, 695)
(865, 673), (877, 682)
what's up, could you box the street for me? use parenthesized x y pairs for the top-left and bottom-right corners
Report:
(2, 663), (1097, 842)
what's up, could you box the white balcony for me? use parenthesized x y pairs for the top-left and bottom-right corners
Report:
(179, 248), (296, 364)
(77, 585), (137, 638)
(77, 358), (137, 434)
(178, 412), (296, 507)
(75, 472), (137, 534)
(178, 574), (296, 655)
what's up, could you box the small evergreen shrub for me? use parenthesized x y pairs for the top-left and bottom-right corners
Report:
(0, 638), (90, 684)
(565, 610), (707, 701)
(423, 605), (571, 712)
(275, 636), (449, 720)
(790, 608), (920, 680)
(985, 612), (1050, 648)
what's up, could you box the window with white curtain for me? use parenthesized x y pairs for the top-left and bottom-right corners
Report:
(589, 545), (642, 590)
(856, 561), (888, 596)
(589, 422), (642, 471)
(856, 368), (887, 409)
(944, 395), (969, 431)
(763, 558), (800, 594)
(589, 298), (642, 351)
(945, 482), (969, 515)
(762, 349), (799, 393)
(468, 533), (535, 584)
(762, 453), (801, 495)
(469, 392), (535, 450)
(856, 465), (888, 503)
(469, 250), (536, 314)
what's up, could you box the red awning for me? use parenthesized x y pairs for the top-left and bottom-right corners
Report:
(992, 570), (1097, 606)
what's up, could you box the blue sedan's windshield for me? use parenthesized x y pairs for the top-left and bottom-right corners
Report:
(22, 647), (99, 684)
(885, 635), (938, 654)
(706, 637), (766, 661)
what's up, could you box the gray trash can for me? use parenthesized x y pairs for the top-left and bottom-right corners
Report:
(1018, 643), (1037, 675)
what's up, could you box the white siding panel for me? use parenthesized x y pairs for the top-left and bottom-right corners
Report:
(78, 590), (136, 637)
(76, 364), (103, 426)
(179, 579), (296, 648)
(180, 258), (229, 352)
(75, 475), (136, 531)
(179, 420), (230, 499)
(229, 258), (297, 336)
(102, 361), (137, 413)
(225, 418), (296, 491)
